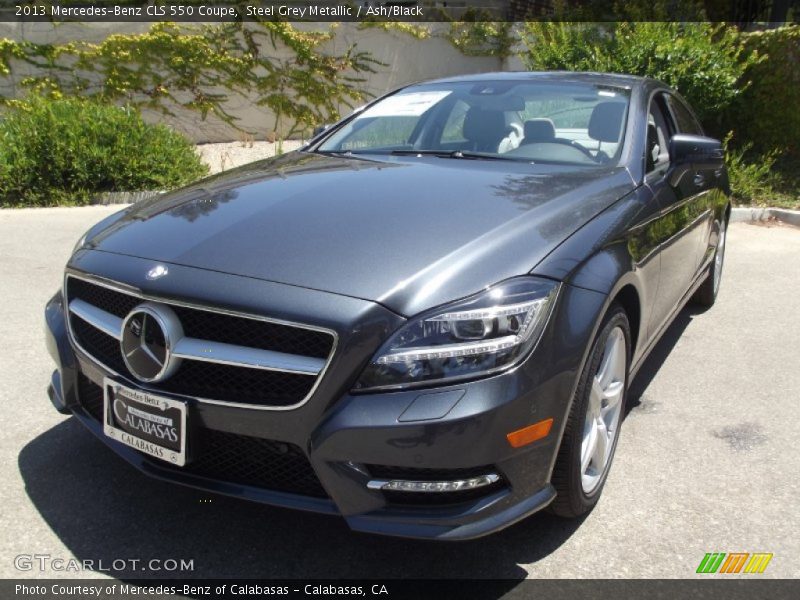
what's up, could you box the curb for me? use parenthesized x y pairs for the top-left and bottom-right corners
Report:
(731, 207), (800, 227)
(90, 191), (165, 205)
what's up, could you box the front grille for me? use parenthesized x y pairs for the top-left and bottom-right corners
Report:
(75, 375), (327, 498)
(66, 275), (335, 408)
(67, 277), (333, 358)
(173, 429), (328, 498)
(367, 464), (506, 506)
(171, 305), (332, 359)
(72, 318), (316, 406)
(74, 318), (128, 374)
(77, 373), (104, 421)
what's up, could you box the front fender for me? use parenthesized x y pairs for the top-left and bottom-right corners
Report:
(44, 290), (80, 412)
(532, 186), (660, 368)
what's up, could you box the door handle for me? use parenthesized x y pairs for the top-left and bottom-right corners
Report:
(693, 173), (706, 187)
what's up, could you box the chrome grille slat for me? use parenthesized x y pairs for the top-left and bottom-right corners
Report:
(68, 298), (325, 375)
(64, 272), (337, 410)
(172, 337), (325, 375)
(69, 298), (123, 340)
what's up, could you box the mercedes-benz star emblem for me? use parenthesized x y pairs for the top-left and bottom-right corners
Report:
(146, 265), (169, 280)
(120, 302), (183, 382)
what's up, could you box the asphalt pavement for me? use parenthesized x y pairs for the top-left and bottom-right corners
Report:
(0, 206), (798, 581)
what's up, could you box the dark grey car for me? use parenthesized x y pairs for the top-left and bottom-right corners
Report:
(45, 72), (730, 539)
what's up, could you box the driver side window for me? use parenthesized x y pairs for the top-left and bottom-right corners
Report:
(646, 97), (673, 174)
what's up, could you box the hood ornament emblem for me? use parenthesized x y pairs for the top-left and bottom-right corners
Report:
(146, 265), (169, 281)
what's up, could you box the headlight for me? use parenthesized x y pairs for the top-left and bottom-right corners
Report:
(354, 277), (559, 392)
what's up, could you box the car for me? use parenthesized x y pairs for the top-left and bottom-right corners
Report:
(44, 71), (729, 540)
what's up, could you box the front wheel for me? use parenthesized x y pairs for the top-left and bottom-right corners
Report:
(550, 304), (630, 518)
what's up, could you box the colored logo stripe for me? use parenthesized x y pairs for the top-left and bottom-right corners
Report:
(744, 553), (773, 574)
(697, 553), (726, 573)
(719, 553), (749, 573)
(697, 552), (773, 574)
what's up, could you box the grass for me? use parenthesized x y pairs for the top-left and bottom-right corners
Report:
(766, 157), (800, 209)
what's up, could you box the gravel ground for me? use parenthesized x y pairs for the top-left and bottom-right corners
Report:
(0, 209), (798, 581)
(196, 141), (305, 175)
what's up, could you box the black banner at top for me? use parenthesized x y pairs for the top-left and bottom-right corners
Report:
(0, 1), (797, 23)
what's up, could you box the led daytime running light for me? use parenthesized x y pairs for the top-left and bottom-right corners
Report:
(367, 473), (500, 492)
(427, 298), (545, 322)
(375, 335), (518, 364)
(353, 277), (560, 391)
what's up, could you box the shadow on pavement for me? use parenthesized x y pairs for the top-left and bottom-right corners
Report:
(18, 421), (582, 584)
(626, 304), (706, 415)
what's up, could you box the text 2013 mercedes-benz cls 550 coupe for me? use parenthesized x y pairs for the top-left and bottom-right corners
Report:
(44, 72), (729, 540)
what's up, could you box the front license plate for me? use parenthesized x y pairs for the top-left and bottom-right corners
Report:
(103, 379), (187, 466)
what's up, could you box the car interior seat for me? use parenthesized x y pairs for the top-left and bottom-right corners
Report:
(463, 107), (508, 153)
(522, 118), (557, 144)
(588, 102), (627, 162)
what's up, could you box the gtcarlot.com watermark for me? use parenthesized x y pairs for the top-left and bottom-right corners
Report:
(14, 553), (194, 573)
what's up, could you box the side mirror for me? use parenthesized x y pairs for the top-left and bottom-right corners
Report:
(670, 134), (724, 166)
(312, 124), (331, 138)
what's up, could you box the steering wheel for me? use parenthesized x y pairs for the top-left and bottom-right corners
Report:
(507, 141), (599, 165)
(546, 138), (599, 161)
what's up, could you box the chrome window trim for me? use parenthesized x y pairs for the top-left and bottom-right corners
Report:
(63, 270), (338, 411)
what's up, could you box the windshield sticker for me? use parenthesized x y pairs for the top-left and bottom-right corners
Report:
(358, 91), (452, 118)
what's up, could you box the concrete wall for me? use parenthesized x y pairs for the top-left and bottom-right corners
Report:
(0, 22), (510, 143)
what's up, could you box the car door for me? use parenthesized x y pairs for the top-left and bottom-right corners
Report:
(644, 92), (707, 337)
(665, 93), (720, 273)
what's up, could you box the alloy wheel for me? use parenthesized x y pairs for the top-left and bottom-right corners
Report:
(581, 326), (626, 494)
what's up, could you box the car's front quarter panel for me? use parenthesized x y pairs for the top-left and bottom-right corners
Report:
(308, 279), (607, 534)
(532, 184), (664, 367)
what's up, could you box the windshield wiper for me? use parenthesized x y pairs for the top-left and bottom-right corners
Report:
(389, 150), (452, 157)
(390, 149), (525, 162)
(314, 150), (356, 156)
(450, 151), (522, 161)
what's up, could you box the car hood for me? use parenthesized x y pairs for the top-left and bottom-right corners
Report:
(86, 152), (634, 316)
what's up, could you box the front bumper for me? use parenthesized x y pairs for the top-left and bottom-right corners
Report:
(45, 252), (606, 540)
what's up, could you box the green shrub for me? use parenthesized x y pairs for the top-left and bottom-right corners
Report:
(723, 133), (799, 208)
(519, 22), (758, 133)
(518, 22), (800, 208)
(0, 95), (207, 206)
(724, 135), (779, 206)
(728, 26), (800, 159)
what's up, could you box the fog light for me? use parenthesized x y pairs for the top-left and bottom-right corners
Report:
(366, 473), (500, 492)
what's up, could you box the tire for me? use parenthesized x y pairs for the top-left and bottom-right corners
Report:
(693, 216), (728, 307)
(549, 303), (631, 518)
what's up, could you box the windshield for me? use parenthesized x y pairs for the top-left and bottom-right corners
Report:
(318, 80), (630, 166)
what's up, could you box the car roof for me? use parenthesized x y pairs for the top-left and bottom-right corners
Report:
(417, 71), (656, 90)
